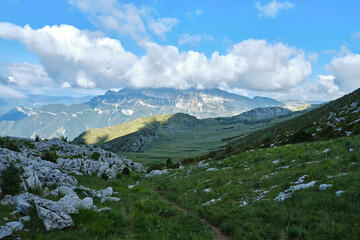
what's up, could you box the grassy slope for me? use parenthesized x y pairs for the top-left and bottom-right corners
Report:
(144, 135), (360, 239)
(15, 175), (215, 240)
(6, 134), (358, 239)
(75, 114), (174, 145)
(124, 113), (300, 166)
(232, 88), (360, 150)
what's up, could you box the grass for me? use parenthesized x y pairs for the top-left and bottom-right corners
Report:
(2, 134), (359, 239)
(74, 114), (175, 145)
(19, 175), (215, 240)
(123, 113), (301, 166)
(142, 135), (360, 239)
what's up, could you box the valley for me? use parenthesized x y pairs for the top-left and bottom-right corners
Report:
(75, 107), (300, 166)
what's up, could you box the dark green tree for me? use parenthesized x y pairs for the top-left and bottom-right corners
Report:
(1, 162), (24, 197)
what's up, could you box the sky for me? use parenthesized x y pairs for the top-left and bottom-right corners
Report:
(0, 0), (359, 101)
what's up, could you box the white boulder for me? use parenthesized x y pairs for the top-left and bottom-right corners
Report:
(6, 221), (24, 232)
(0, 226), (13, 239)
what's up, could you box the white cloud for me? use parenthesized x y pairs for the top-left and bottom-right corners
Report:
(7, 63), (54, 87)
(307, 53), (318, 63)
(68, 0), (178, 40)
(186, 7), (203, 20)
(178, 33), (214, 46)
(126, 39), (311, 91)
(226, 75), (344, 101)
(148, 17), (179, 38)
(351, 32), (360, 41)
(0, 23), (312, 92)
(0, 85), (25, 98)
(0, 22), (137, 89)
(255, 0), (294, 18)
(305, 75), (344, 100)
(326, 51), (360, 92)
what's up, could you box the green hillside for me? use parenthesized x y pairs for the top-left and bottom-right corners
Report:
(7, 133), (359, 240)
(75, 108), (301, 166)
(231, 88), (360, 152)
(75, 113), (176, 145)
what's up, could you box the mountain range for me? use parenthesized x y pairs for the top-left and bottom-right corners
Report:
(0, 88), (304, 140)
(0, 94), (93, 115)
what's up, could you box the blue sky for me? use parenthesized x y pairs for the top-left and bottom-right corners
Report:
(0, 0), (359, 100)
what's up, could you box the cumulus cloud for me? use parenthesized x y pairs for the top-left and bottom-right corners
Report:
(0, 22), (137, 89)
(305, 75), (344, 100)
(68, 0), (178, 40)
(178, 33), (214, 46)
(7, 63), (54, 87)
(0, 23), (312, 92)
(326, 52), (360, 92)
(255, 0), (294, 18)
(126, 39), (311, 91)
(227, 75), (344, 101)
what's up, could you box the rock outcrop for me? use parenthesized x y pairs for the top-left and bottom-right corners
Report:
(0, 136), (144, 237)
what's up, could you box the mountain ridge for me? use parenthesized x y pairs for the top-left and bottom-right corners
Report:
(0, 88), (288, 140)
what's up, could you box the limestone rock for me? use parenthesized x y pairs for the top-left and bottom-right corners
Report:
(6, 221), (24, 232)
(19, 216), (31, 223)
(95, 187), (113, 198)
(100, 197), (120, 203)
(23, 167), (42, 190)
(79, 197), (93, 210)
(0, 226), (13, 239)
(319, 184), (332, 191)
(145, 169), (168, 177)
(36, 205), (74, 231)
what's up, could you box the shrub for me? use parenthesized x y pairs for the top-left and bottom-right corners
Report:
(41, 150), (58, 163)
(289, 129), (314, 143)
(146, 163), (165, 173)
(101, 172), (109, 180)
(23, 141), (35, 149)
(50, 144), (59, 151)
(318, 125), (335, 139)
(207, 151), (217, 158)
(60, 135), (68, 142)
(225, 145), (234, 154)
(166, 158), (173, 168)
(0, 162), (24, 197)
(1, 137), (21, 152)
(5, 141), (21, 152)
(35, 135), (40, 142)
(122, 167), (130, 175)
(261, 134), (272, 148)
(90, 152), (101, 160)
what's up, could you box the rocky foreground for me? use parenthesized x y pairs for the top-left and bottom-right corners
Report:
(0, 137), (144, 239)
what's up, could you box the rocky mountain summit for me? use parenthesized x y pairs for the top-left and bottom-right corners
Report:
(0, 137), (144, 238)
(235, 107), (292, 120)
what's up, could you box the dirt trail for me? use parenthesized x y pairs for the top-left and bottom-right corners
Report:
(150, 188), (231, 240)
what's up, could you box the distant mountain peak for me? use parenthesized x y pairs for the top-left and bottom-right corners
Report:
(0, 88), (286, 140)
